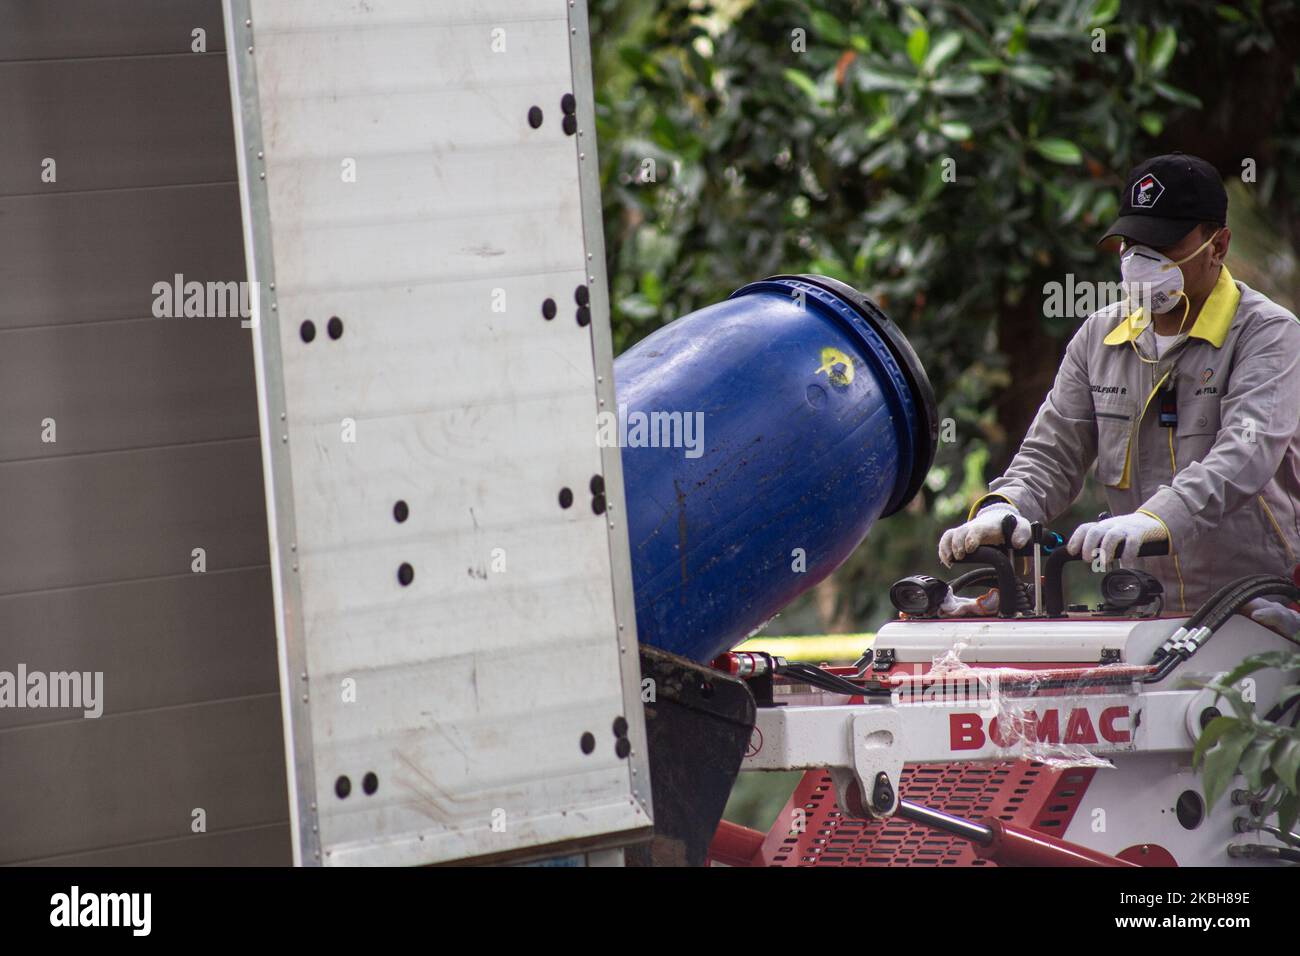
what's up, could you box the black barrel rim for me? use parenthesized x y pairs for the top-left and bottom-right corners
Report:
(766, 274), (939, 516)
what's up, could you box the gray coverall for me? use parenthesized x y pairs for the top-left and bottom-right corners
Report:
(971, 267), (1300, 612)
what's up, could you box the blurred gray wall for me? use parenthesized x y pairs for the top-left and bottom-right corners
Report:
(0, 0), (289, 864)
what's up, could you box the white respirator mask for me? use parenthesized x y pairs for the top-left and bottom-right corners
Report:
(1119, 228), (1220, 315)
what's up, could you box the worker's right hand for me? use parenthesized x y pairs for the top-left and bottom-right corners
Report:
(938, 503), (1032, 567)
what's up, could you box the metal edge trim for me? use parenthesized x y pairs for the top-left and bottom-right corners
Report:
(566, 0), (654, 826)
(221, 0), (322, 867)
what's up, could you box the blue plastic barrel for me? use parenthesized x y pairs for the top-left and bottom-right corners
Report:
(615, 275), (937, 663)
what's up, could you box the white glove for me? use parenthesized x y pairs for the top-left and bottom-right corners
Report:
(1067, 512), (1166, 569)
(938, 504), (1031, 567)
(938, 589), (1000, 617)
(1242, 598), (1300, 641)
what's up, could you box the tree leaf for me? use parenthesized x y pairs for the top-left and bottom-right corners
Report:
(1090, 0), (1121, 28)
(1007, 63), (1055, 91)
(1194, 714), (1239, 767)
(1139, 111), (1164, 136)
(855, 65), (922, 93)
(1032, 138), (1083, 165)
(907, 28), (930, 68)
(1201, 725), (1255, 811)
(939, 121), (973, 141)
(1240, 736), (1275, 790)
(1149, 27), (1178, 74)
(929, 73), (983, 96)
(810, 11), (849, 45)
(1151, 80), (1203, 108)
(924, 32), (964, 75)
(783, 68), (822, 102)
(1273, 736), (1300, 793)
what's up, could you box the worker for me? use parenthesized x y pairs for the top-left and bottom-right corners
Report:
(937, 153), (1300, 633)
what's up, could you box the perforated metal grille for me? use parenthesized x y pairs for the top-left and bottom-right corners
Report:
(758, 761), (1094, 867)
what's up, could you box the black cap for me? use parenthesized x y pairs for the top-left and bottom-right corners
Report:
(1099, 152), (1227, 248)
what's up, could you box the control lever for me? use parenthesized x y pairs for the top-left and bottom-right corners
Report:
(1043, 537), (1171, 617)
(1000, 512), (1018, 564)
(1031, 522), (1044, 616)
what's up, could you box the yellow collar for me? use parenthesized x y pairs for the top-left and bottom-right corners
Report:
(1103, 266), (1240, 348)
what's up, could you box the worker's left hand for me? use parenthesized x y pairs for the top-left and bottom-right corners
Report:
(1241, 598), (1300, 641)
(1067, 512), (1167, 569)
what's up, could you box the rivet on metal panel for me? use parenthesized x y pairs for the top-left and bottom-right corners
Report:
(270, 302), (276, 310)
(247, 46), (253, 53)
(597, 376), (603, 383)
(269, 282), (275, 290)
(300, 672), (307, 681)
(587, 253), (593, 260)
(280, 412), (286, 421)
(244, 18), (251, 26)
(301, 694), (308, 703)
(579, 152), (586, 161)
(292, 562), (298, 571)
(290, 543), (296, 551)
(259, 172), (265, 180)
(281, 435), (288, 443)
(257, 151), (263, 159)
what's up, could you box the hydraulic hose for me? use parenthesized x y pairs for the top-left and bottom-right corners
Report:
(1146, 574), (1300, 681)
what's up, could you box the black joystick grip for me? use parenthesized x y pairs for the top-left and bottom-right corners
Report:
(1000, 512), (1018, 548)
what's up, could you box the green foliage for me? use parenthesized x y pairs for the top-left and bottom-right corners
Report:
(1189, 650), (1300, 839)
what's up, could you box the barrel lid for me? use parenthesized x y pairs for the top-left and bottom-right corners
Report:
(757, 275), (939, 516)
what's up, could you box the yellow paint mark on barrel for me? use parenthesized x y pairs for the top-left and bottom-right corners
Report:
(815, 347), (854, 387)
